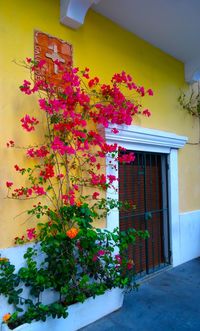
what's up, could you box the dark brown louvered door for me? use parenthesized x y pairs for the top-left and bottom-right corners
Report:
(119, 151), (170, 276)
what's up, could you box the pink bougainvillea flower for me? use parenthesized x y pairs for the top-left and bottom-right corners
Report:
(26, 148), (35, 157)
(27, 188), (33, 197)
(33, 186), (46, 196)
(100, 143), (118, 154)
(6, 181), (13, 188)
(73, 184), (79, 191)
(65, 146), (76, 155)
(137, 86), (145, 96)
(147, 88), (154, 96)
(20, 80), (32, 95)
(27, 146), (49, 158)
(92, 255), (98, 262)
(31, 59), (46, 72)
(89, 155), (96, 163)
(62, 193), (75, 206)
(20, 115), (39, 132)
(111, 128), (119, 134)
(115, 254), (122, 264)
(51, 136), (75, 155)
(90, 173), (107, 189)
(37, 59), (46, 69)
(82, 67), (90, 79)
(107, 174), (118, 184)
(26, 228), (36, 240)
(88, 77), (99, 88)
(40, 164), (54, 180)
(98, 250), (105, 256)
(118, 152), (135, 164)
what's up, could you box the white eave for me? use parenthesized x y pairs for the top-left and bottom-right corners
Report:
(60, 0), (200, 84)
(60, 0), (100, 29)
(104, 125), (188, 151)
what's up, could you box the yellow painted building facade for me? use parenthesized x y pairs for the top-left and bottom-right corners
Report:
(0, 0), (199, 249)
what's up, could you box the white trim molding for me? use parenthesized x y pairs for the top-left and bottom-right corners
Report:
(104, 125), (188, 151)
(179, 210), (200, 264)
(105, 125), (188, 267)
(60, 0), (101, 29)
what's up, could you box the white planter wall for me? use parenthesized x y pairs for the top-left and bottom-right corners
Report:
(1, 288), (124, 331)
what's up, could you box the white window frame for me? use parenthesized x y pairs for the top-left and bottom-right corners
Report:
(105, 125), (187, 267)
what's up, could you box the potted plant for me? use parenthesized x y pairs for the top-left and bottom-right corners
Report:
(1, 59), (153, 330)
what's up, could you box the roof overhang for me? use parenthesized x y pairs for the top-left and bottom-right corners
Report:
(60, 0), (200, 83)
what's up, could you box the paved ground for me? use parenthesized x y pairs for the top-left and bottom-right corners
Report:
(81, 258), (200, 331)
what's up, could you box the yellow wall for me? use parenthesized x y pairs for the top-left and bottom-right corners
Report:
(0, 0), (199, 248)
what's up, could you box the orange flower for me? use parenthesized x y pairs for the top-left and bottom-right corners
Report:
(0, 257), (9, 262)
(3, 313), (11, 323)
(66, 228), (79, 239)
(76, 201), (82, 207)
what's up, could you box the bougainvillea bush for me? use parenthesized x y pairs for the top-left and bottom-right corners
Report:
(1, 58), (153, 329)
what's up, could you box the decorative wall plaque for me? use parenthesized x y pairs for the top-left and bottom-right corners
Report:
(34, 31), (73, 86)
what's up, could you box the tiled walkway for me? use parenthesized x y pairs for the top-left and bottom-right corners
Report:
(81, 258), (200, 331)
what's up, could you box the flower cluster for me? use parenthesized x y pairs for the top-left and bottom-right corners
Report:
(6, 59), (152, 208)
(21, 115), (39, 132)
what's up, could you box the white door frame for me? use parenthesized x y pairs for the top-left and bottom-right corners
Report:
(105, 125), (187, 267)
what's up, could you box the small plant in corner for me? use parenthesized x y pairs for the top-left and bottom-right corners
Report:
(178, 83), (200, 118)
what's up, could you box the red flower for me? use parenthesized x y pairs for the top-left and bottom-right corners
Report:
(92, 192), (100, 200)
(6, 140), (15, 148)
(142, 109), (151, 117)
(26, 58), (32, 63)
(6, 181), (13, 188)
(127, 259), (134, 270)
(14, 164), (25, 172)
(92, 255), (98, 262)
